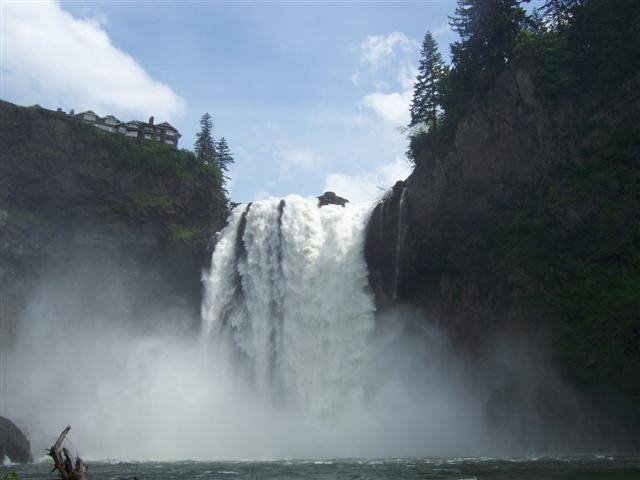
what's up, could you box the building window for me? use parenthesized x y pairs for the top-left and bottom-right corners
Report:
(165, 130), (175, 137)
(83, 114), (96, 121)
(126, 131), (138, 137)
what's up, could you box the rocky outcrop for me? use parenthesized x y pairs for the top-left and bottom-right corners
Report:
(365, 67), (640, 449)
(365, 180), (406, 306)
(397, 68), (560, 345)
(0, 101), (229, 340)
(0, 416), (32, 463)
(317, 191), (349, 207)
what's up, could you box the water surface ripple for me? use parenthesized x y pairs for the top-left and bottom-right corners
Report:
(4, 455), (640, 479)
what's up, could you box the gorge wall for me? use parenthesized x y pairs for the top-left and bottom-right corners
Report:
(366, 67), (640, 448)
(0, 100), (229, 345)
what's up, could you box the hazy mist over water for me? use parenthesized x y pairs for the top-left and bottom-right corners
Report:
(6, 455), (640, 480)
(4, 280), (495, 460)
(3, 197), (595, 461)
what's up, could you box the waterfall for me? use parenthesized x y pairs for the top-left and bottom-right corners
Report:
(201, 195), (376, 416)
(392, 186), (408, 301)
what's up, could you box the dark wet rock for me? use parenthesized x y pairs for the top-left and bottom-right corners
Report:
(317, 191), (349, 207)
(364, 180), (407, 307)
(0, 416), (32, 463)
(364, 67), (640, 450)
(0, 100), (229, 338)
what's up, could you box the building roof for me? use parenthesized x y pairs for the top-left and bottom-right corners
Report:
(123, 119), (180, 135)
(72, 111), (180, 139)
(156, 121), (180, 134)
(125, 120), (153, 130)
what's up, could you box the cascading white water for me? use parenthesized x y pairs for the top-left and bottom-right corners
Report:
(201, 195), (376, 416)
(5, 192), (500, 459)
(393, 186), (408, 301)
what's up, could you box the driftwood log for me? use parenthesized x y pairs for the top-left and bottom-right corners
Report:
(48, 426), (89, 480)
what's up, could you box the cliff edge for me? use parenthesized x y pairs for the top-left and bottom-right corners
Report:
(0, 100), (228, 340)
(366, 67), (640, 449)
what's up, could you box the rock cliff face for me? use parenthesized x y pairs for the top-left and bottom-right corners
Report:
(374, 69), (571, 343)
(366, 68), (640, 448)
(0, 101), (228, 341)
(0, 416), (32, 463)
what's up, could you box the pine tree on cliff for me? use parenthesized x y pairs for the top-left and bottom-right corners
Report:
(215, 137), (234, 173)
(195, 112), (216, 165)
(409, 31), (446, 132)
(449, 0), (526, 87)
(541, 0), (578, 31)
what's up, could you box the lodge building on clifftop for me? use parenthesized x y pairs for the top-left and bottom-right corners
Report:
(64, 109), (181, 148)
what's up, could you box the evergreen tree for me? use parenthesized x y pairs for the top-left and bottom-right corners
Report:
(449, 0), (526, 86)
(567, 0), (640, 87)
(541, 0), (578, 31)
(409, 32), (447, 131)
(215, 137), (234, 173)
(525, 7), (547, 34)
(194, 112), (216, 165)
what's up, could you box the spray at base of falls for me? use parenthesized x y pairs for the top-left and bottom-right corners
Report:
(201, 196), (376, 416)
(3, 193), (506, 461)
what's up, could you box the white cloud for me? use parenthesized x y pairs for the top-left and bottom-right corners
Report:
(353, 32), (417, 128)
(432, 21), (452, 36)
(361, 90), (412, 126)
(253, 189), (273, 201)
(378, 156), (413, 183)
(359, 32), (415, 70)
(1, 1), (185, 119)
(324, 157), (412, 203)
(234, 145), (255, 164)
(397, 64), (418, 90)
(281, 148), (322, 169)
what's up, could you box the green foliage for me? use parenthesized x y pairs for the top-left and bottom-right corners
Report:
(449, 0), (526, 88)
(193, 113), (234, 189)
(194, 112), (217, 166)
(514, 29), (576, 98)
(491, 126), (640, 397)
(4, 473), (20, 480)
(409, 0), (640, 161)
(409, 32), (447, 131)
(0, 200), (52, 229)
(133, 188), (177, 212)
(568, 0), (640, 88)
(540, 0), (579, 32)
(215, 136), (235, 173)
(100, 133), (223, 186)
(516, 0), (640, 95)
(169, 224), (200, 242)
(0, 101), (230, 258)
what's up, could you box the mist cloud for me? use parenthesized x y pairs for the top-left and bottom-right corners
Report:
(1, 1), (185, 119)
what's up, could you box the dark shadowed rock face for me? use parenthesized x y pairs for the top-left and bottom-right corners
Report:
(317, 191), (349, 207)
(364, 180), (407, 307)
(0, 416), (32, 463)
(364, 68), (640, 450)
(0, 100), (229, 341)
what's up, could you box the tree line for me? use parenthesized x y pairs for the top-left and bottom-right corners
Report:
(194, 112), (234, 188)
(408, 0), (640, 161)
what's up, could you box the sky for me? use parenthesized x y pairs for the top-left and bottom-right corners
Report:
(1, 0), (461, 203)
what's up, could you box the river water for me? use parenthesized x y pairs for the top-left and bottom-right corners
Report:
(4, 455), (640, 479)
